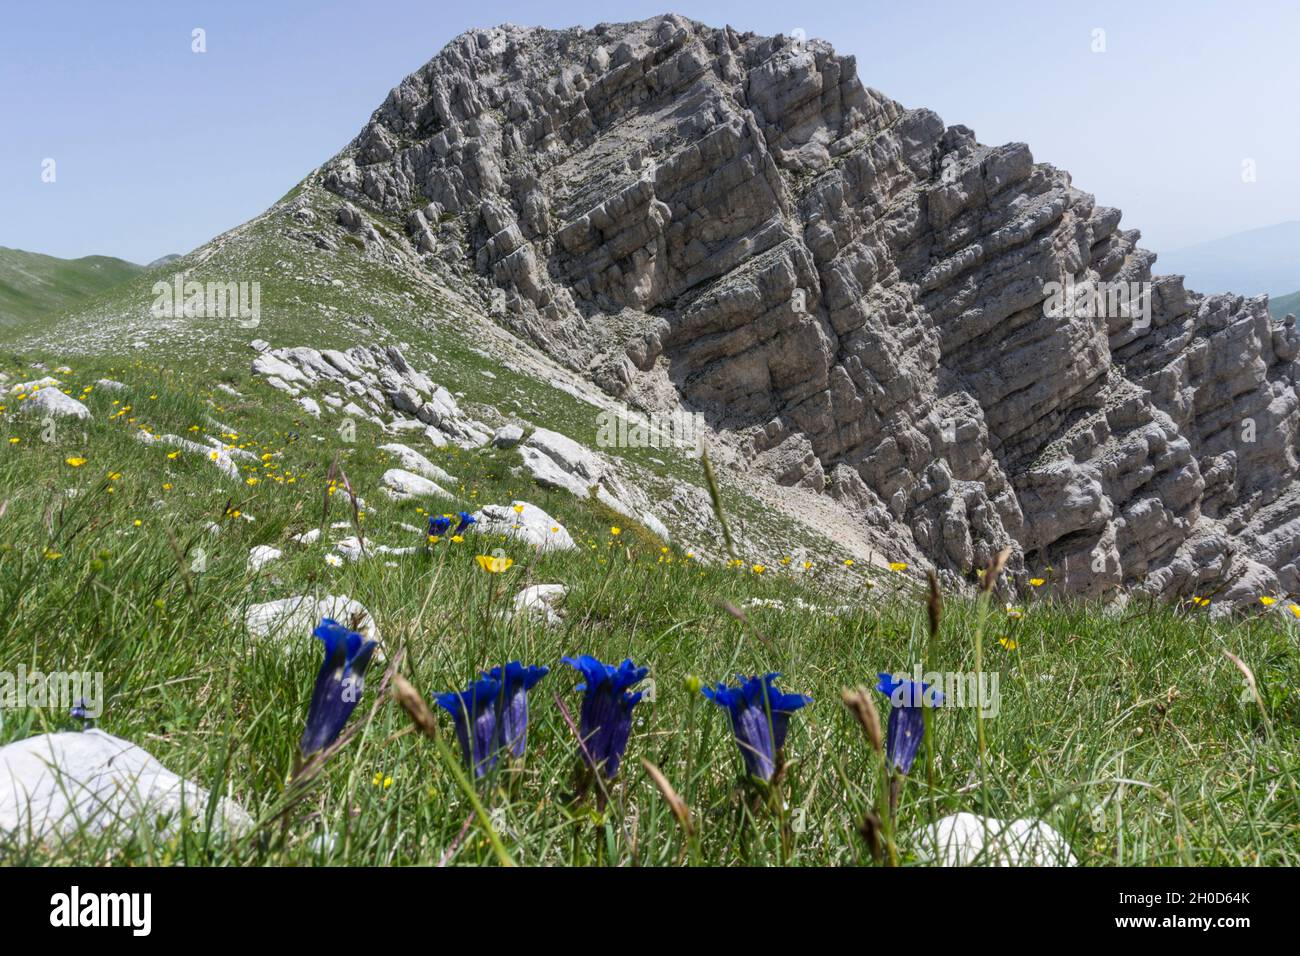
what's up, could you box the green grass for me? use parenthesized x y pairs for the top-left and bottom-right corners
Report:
(1, 353), (1297, 866)
(0, 246), (147, 335)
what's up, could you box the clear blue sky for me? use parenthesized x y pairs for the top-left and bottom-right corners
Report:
(3, 0), (1297, 264)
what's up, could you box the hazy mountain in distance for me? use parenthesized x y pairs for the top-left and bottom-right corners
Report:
(1270, 289), (1300, 319)
(1158, 221), (1300, 297)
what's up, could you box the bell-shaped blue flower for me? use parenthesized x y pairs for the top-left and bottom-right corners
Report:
(561, 655), (648, 779)
(485, 662), (549, 758)
(428, 514), (451, 537)
(454, 511), (476, 535)
(300, 618), (379, 756)
(435, 674), (503, 777)
(876, 672), (943, 775)
(703, 673), (811, 781)
(435, 662), (550, 775)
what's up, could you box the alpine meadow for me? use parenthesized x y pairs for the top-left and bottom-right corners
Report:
(2, 8), (1298, 884)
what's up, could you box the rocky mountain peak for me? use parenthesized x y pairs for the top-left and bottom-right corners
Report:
(317, 15), (1300, 606)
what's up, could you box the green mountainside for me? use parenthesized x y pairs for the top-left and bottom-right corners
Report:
(0, 246), (149, 333)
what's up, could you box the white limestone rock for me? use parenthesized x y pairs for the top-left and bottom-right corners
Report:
(251, 353), (308, 384)
(134, 431), (240, 480)
(492, 424), (525, 448)
(640, 510), (671, 542)
(21, 387), (90, 421)
(247, 545), (283, 572)
(9, 376), (61, 393)
(918, 812), (1078, 867)
(244, 593), (379, 644)
(377, 443), (457, 485)
(471, 501), (576, 551)
(518, 427), (639, 517)
(0, 730), (251, 844)
(380, 468), (454, 502)
(509, 584), (568, 626)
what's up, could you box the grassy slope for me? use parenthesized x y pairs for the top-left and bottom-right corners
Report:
(1270, 290), (1300, 319)
(0, 354), (1296, 865)
(0, 247), (145, 334)
(0, 182), (1296, 866)
(8, 178), (830, 556)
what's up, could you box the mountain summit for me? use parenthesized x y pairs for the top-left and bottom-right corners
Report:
(312, 15), (1300, 603)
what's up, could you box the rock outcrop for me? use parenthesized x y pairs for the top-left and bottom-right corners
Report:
(0, 730), (251, 844)
(316, 15), (1300, 605)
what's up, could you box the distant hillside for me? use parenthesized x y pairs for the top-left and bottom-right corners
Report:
(0, 246), (145, 331)
(1158, 221), (1300, 296)
(1271, 289), (1300, 319)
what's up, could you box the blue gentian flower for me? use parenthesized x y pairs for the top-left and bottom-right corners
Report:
(435, 662), (550, 775)
(485, 662), (549, 758)
(69, 697), (94, 729)
(428, 514), (451, 537)
(875, 672), (943, 775)
(300, 618), (379, 756)
(561, 655), (648, 779)
(435, 674), (503, 776)
(702, 673), (811, 781)
(454, 511), (477, 535)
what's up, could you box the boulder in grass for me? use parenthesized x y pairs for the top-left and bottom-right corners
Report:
(640, 510), (671, 542)
(0, 730), (251, 845)
(508, 584), (568, 626)
(251, 353), (308, 384)
(379, 468), (453, 502)
(517, 427), (638, 516)
(492, 424), (525, 448)
(918, 812), (1078, 867)
(9, 376), (61, 393)
(247, 545), (283, 572)
(377, 443), (457, 485)
(244, 593), (379, 645)
(471, 501), (576, 552)
(21, 387), (90, 421)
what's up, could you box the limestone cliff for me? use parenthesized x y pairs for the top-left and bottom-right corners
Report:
(319, 14), (1300, 605)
